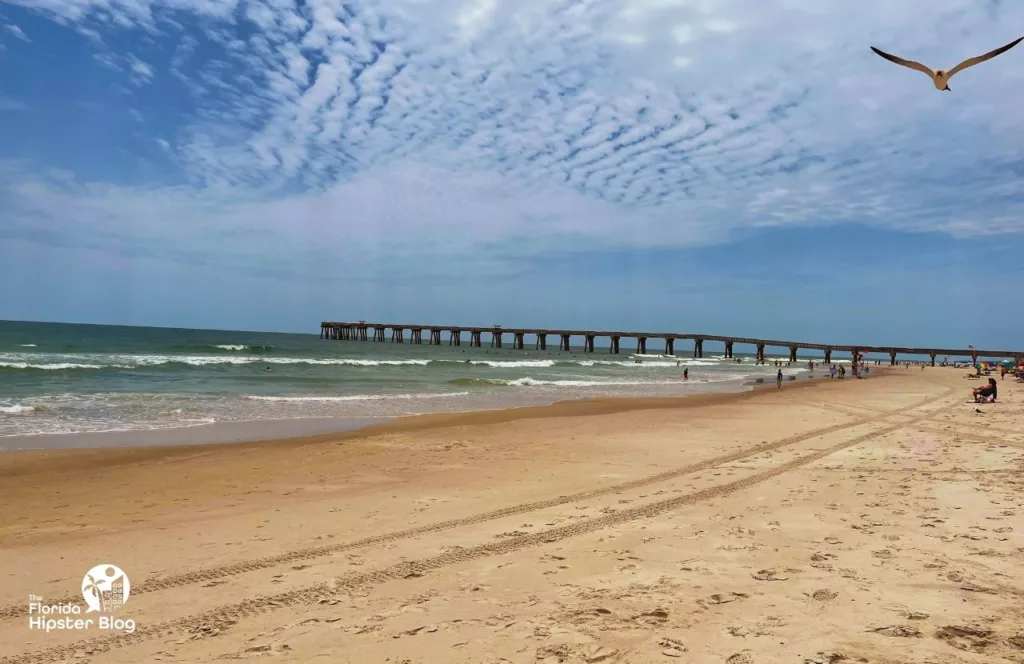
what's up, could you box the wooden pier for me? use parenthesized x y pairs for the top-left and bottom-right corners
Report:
(320, 321), (1021, 367)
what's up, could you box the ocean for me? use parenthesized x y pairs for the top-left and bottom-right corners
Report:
(0, 321), (815, 444)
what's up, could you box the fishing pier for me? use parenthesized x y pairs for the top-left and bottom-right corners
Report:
(320, 321), (1020, 366)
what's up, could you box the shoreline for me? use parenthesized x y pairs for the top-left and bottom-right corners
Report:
(0, 370), (825, 453)
(0, 369), (876, 469)
(0, 416), (394, 452)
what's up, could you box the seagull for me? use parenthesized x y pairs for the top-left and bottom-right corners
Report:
(870, 36), (1024, 91)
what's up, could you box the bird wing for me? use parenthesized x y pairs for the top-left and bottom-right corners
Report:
(947, 36), (1024, 78)
(870, 46), (934, 78)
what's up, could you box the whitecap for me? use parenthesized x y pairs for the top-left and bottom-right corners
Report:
(248, 392), (470, 402)
(0, 404), (36, 414)
(0, 362), (126, 370)
(496, 377), (677, 387)
(465, 359), (556, 368)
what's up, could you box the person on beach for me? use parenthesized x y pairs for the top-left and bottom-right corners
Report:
(776, 369), (783, 388)
(973, 378), (997, 403)
(683, 368), (689, 381)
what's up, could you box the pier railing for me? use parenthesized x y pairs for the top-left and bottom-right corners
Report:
(320, 321), (1021, 366)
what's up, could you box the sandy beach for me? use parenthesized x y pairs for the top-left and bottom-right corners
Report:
(1, 367), (1022, 664)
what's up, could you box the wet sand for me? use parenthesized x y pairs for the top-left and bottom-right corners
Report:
(1, 367), (1022, 663)
(0, 416), (392, 451)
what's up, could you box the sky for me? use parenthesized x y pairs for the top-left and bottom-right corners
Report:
(1, 0), (1022, 350)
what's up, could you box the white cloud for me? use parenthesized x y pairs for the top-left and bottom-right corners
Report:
(128, 54), (154, 83)
(4, 0), (1024, 278)
(4, 23), (31, 42)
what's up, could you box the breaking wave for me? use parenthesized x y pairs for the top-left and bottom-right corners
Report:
(0, 404), (38, 414)
(248, 392), (470, 402)
(448, 377), (679, 388)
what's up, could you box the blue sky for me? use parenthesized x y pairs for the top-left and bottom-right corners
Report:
(1, 0), (1023, 349)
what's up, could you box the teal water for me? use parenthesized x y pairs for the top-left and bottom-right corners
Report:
(0, 321), (810, 438)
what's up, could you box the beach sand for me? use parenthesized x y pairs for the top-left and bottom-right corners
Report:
(1, 368), (1022, 663)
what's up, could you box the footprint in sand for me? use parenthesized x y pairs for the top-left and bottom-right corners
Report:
(634, 608), (670, 624)
(658, 636), (687, 657)
(753, 569), (788, 581)
(935, 625), (995, 653)
(869, 625), (922, 638)
(705, 592), (749, 606)
(802, 652), (848, 664)
(810, 551), (837, 570)
(581, 644), (620, 663)
(809, 589), (838, 602)
(726, 652), (754, 664)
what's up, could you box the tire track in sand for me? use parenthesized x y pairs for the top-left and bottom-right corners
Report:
(2, 390), (955, 664)
(0, 389), (950, 623)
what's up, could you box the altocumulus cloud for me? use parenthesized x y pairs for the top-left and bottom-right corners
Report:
(2, 0), (1024, 280)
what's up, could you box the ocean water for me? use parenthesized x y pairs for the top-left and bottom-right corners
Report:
(0, 321), (814, 439)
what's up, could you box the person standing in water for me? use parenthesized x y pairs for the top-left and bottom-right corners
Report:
(776, 368), (783, 388)
(683, 368), (689, 381)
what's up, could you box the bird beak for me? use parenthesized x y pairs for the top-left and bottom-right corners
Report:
(944, 85), (951, 91)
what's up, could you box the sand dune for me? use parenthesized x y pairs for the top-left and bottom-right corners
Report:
(1, 368), (1022, 663)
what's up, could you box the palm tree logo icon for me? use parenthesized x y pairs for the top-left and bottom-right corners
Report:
(81, 564), (130, 613)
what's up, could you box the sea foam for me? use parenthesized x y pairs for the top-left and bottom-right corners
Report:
(248, 392), (470, 402)
(0, 404), (36, 414)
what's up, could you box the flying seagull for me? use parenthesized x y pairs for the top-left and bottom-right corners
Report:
(870, 36), (1024, 91)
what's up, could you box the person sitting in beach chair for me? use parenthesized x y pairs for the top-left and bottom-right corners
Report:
(973, 378), (997, 403)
